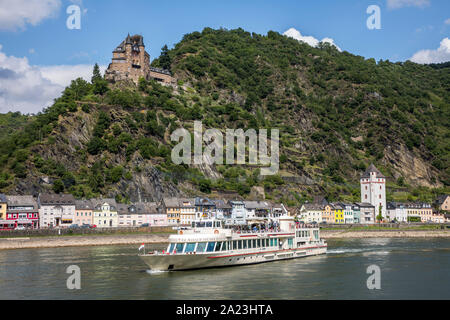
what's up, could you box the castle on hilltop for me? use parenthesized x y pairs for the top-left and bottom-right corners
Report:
(105, 34), (175, 85)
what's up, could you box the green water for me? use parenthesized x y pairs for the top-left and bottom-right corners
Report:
(0, 238), (448, 299)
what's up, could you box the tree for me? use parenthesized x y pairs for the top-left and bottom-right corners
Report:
(91, 63), (102, 83)
(53, 179), (64, 193)
(159, 45), (172, 71)
(376, 205), (383, 223)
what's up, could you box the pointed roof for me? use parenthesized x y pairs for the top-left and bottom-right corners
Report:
(361, 163), (385, 179)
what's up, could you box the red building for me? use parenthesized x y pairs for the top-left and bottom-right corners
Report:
(6, 195), (39, 229)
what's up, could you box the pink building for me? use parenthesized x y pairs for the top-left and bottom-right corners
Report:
(74, 200), (94, 226)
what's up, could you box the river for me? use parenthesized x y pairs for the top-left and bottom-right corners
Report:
(0, 238), (448, 299)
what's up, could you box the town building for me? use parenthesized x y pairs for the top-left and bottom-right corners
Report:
(356, 202), (376, 224)
(38, 194), (76, 228)
(74, 200), (94, 226)
(360, 164), (386, 219)
(179, 198), (196, 225)
(351, 203), (361, 223)
(405, 202), (433, 222)
(0, 193), (7, 220)
(92, 198), (118, 228)
(117, 202), (165, 227)
(6, 195), (39, 229)
(244, 201), (271, 223)
(333, 203), (344, 224)
(270, 203), (289, 218)
(229, 200), (246, 225)
(105, 34), (175, 85)
(322, 204), (335, 224)
(163, 198), (181, 225)
(386, 202), (408, 223)
(435, 195), (450, 212)
(340, 203), (354, 224)
(213, 200), (232, 220)
(195, 197), (216, 219)
(299, 203), (323, 224)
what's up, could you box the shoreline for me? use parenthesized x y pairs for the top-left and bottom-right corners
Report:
(0, 229), (448, 250)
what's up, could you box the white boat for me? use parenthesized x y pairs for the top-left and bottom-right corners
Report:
(139, 216), (327, 271)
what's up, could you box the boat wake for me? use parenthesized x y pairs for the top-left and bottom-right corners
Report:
(145, 269), (168, 275)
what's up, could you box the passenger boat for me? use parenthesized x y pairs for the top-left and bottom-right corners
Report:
(139, 216), (327, 271)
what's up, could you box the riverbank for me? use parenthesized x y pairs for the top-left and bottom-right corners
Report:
(0, 228), (449, 250)
(0, 233), (170, 250)
(320, 229), (450, 239)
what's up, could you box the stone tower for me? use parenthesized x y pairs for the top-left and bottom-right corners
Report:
(105, 34), (175, 85)
(360, 164), (386, 219)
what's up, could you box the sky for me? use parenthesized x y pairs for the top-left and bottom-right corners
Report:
(0, 0), (449, 114)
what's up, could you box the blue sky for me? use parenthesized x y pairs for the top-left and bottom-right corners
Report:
(0, 0), (449, 114)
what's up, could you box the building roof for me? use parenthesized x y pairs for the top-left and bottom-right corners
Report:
(243, 201), (270, 210)
(361, 163), (386, 179)
(90, 198), (117, 211)
(6, 195), (38, 210)
(213, 199), (232, 209)
(435, 194), (449, 205)
(163, 197), (180, 208)
(75, 200), (93, 210)
(355, 202), (375, 208)
(39, 193), (75, 206)
(0, 193), (7, 203)
(302, 203), (324, 211)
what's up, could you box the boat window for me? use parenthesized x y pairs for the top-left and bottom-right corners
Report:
(206, 242), (216, 252)
(175, 243), (185, 253)
(270, 238), (274, 246)
(257, 239), (261, 247)
(196, 242), (206, 253)
(232, 241), (237, 250)
(243, 240), (247, 249)
(206, 222), (212, 228)
(248, 240), (252, 248)
(168, 243), (175, 253)
(252, 239), (256, 248)
(238, 240), (242, 250)
(215, 242), (223, 252)
(274, 238), (278, 246)
(185, 242), (196, 253)
(223, 242), (228, 251)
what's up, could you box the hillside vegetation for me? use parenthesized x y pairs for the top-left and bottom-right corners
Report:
(0, 28), (448, 205)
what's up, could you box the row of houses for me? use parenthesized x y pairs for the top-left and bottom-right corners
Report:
(0, 194), (290, 230)
(299, 200), (448, 224)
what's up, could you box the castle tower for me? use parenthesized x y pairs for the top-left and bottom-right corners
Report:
(105, 34), (150, 84)
(360, 164), (386, 219)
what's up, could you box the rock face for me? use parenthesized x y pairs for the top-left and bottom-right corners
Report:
(249, 186), (265, 200)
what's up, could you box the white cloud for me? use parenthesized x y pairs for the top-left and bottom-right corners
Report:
(445, 18), (450, 25)
(0, 45), (106, 114)
(0, 0), (61, 31)
(387, 0), (430, 10)
(283, 28), (342, 52)
(410, 38), (450, 64)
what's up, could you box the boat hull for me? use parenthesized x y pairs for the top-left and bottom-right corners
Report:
(140, 244), (327, 271)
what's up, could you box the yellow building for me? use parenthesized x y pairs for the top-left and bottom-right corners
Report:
(333, 204), (344, 224)
(0, 194), (7, 220)
(179, 198), (196, 225)
(163, 198), (181, 225)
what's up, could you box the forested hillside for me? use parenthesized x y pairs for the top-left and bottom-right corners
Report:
(0, 28), (448, 204)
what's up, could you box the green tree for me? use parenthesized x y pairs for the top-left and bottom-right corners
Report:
(91, 63), (102, 83)
(159, 45), (172, 71)
(53, 179), (64, 193)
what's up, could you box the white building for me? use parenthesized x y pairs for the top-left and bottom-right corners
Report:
(386, 202), (408, 222)
(38, 193), (76, 228)
(92, 198), (118, 228)
(360, 164), (386, 219)
(299, 203), (323, 224)
(341, 203), (354, 224)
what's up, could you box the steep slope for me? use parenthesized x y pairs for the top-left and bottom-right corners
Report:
(0, 28), (448, 204)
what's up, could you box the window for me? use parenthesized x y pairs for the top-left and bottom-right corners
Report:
(206, 242), (216, 252)
(215, 242), (223, 252)
(252, 239), (256, 248)
(270, 238), (274, 246)
(243, 240), (247, 249)
(185, 243), (196, 253)
(175, 243), (185, 253)
(238, 240), (242, 250)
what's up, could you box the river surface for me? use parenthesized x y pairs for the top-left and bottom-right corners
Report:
(0, 238), (448, 299)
